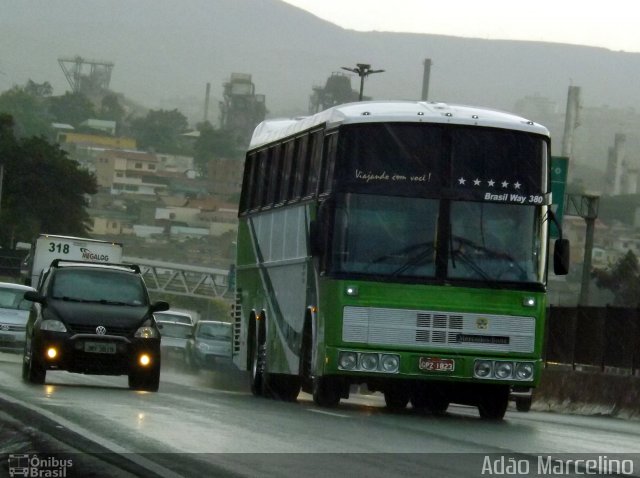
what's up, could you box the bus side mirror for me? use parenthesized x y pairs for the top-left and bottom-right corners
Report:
(309, 220), (322, 256)
(553, 238), (570, 275)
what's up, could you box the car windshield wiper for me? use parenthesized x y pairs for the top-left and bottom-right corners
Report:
(53, 296), (90, 302)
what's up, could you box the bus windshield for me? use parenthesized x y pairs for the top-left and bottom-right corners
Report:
(330, 193), (545, 284)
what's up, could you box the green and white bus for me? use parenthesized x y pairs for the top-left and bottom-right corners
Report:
(232, 101), (569, 419)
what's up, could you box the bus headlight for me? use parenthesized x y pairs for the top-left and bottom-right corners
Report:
(360, 353), (379, 371)
(494, 361), (513, 379)
(515, 362), (534, 380)
(474, 360), (493, 378)
(338, 351), (357, 370)
(381, 354), (400, 373)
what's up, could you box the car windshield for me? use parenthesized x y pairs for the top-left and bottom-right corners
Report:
(197, 323), (232, 340)
(50, 268), (147, 306)
(159, 322), (192, 339)
(0, 287), (31, 310)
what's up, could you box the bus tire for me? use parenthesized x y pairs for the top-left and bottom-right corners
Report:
(312, 376), (341, 408)
(478, 385), (509, 420)
(250, 315), (266, 397)
(411, 384), (449, 415)
(265, 374), (301, 402)
(515, 396), (532, 412)
(384, 387), (410, 410)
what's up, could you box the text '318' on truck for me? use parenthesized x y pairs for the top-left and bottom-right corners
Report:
(231, 101), (570, 420)
(21, 235), (123, 287)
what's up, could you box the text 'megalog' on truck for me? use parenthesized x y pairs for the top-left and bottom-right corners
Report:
(22, 235), (123, 287)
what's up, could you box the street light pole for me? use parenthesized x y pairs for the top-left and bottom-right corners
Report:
(341, 63), (385, 101)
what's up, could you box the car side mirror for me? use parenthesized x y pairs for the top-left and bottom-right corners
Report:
(150, 301), (170, 313)
(553, 238), (570, 276)
(23, 290), (45, 304)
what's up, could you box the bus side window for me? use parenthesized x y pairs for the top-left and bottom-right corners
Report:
(280, 140), (295, 203)
(239, 152), (256, 213)
(252, 149), (269, 210)
(304, 130), (323, 198)
(292, 135), (309, 200)
(265, 144), (283, 207)
(319, 134), (337, 195)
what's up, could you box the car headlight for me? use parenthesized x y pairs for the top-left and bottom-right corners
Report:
(40, 320), (67, 332)
(135, 325), (159, 338)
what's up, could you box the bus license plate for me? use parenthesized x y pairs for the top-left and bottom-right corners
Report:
(419, 357), (454, 372)
(84, 342), (116, 354)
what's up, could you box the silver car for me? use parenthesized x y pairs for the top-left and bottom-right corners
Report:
(158, 320), (193, 362)
(185, 320), (232, 370)
(0, 282), (36, 352)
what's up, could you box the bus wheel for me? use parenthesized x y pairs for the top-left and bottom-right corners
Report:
(250, 342), (266, 396)
(515, 396), (532, 412)
(312, 377), (341, 408)
(384, 387), (410, 410)
(478, 385), (509, 420)
(411, 385), (449, 415)
(266, 374), (301, 402)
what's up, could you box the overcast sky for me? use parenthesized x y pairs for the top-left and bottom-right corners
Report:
(282, 0), (639, 53)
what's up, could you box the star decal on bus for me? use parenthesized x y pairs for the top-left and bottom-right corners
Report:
(458, 177), (466, 185)
(487, 179), (495, 187)
(514, 181), (522, 189)
(501, 180), (509, 188)
(473, 178), (481, 186)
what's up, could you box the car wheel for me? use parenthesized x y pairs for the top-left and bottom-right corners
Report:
(129, 367), (160, 392)
(24, 348), (46, 385)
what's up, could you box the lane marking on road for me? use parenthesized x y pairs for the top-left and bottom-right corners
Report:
(0, 389), (183, 478)
(306, 408), (350, 418)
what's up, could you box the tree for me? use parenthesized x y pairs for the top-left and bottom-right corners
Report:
(129, 108), (189, 154)
(100, 93), (125, 124)
(592, 250), (640, 306)
(0, 86), (52, 138)
(0, 115), (97, 247)
(47, 91), (96, 127)
(192, 121), (239, 175)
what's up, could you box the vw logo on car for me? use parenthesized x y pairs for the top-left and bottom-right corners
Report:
(95, 326), (107, 335)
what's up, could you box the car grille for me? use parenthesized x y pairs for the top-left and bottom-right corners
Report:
(68, 324), (135, 337)
(342, 306), (535, 353)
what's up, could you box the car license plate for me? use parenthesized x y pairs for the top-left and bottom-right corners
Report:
(419, 357), (454, 372)
(84, 342), (116, 354)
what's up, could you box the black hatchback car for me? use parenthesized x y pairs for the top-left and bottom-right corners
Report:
(22, 259), (169, 391)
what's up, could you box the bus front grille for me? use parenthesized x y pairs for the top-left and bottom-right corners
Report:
(342, 306), (535, 353)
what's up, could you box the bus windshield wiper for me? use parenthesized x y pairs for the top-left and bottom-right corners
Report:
(387, 242), (435, 278)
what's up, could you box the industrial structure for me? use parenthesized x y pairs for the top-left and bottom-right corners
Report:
(58, 56), (114, 95)
(309, 72), (359, 114)
(219, 73), (266, 146)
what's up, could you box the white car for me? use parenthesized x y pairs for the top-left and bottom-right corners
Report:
(154, 310), (194, 326)
(0, 282), (36, 352)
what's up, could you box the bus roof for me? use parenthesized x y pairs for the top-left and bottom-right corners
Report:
(249, 101), (550, 149)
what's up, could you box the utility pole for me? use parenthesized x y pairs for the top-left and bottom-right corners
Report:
(565, 194), (600, 306)
(561, 85), (581, 157)
(421, 58), (432, 101)
(341, 63), (385, 101)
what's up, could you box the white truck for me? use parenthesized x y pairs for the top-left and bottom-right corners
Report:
(23, 235), (123, 287)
